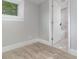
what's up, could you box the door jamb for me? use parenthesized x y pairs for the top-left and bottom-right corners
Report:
(68, 0), (71, 50)
(49, 0), (53, 46)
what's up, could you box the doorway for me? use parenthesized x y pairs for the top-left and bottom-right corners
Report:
(51, 0), (69, 52)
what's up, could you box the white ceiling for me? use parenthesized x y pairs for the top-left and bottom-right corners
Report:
(28, 0), (68, 5)
(55, 0), (68, 5)
(29, 0), (47, 5)
(55, 0), (68, 8)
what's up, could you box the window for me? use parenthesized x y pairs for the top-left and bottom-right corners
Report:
(2, 0), (24, 21)
(2, 1), (18, 16)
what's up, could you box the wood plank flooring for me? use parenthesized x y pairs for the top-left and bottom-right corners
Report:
(3, 42), (76, 59)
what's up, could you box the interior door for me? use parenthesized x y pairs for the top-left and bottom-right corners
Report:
(53, 1), (63, 44)
(61, 8), (68, 39)
(53, 1), (68, 51)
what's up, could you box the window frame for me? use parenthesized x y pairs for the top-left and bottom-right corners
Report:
(2, 0), (24, 21)
(2, 1), (18, 16)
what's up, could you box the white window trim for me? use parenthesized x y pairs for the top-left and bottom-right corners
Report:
(2, 15), (24, 21)
(2, 0), (24, 21)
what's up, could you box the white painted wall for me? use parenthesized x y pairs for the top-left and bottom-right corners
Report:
(70, 0), (77, 50)
(39, 0), (49, 41)
(2, 21), (25, 46)
(24, 0), (40, 40)
(2, 0), (40, 47)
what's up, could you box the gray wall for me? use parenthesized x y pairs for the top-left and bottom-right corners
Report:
(39, 1), (49, 41)
(70, 0), (77, 50)
(24, 0), (40, 40)
(2, 0), (40, 47)
(2, 21), (25, 46)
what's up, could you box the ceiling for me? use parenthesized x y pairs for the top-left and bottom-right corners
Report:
(28, 0), (68, 5)
(55, 0), (68, 5)
(28, 0), (47, 5)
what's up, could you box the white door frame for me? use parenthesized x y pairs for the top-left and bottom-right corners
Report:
(49, 0), (53, 46)
(68, 0), (71, 50)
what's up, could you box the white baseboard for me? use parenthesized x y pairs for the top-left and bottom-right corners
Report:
(2, 39), (50, 53)
(2, 39), (77, 56)
(2, 39), (38, 53)
(68, 49), (77, 56)
(38, 39), (77, 56)
(37, 39), (50, 46)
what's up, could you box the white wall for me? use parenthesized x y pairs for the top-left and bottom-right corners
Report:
(70, 0), (77, 50)
(2, 21), (25, 46)
(24, 0), (40, 40)
(2, 0), (40, 47)
(39, 0), (49, 41)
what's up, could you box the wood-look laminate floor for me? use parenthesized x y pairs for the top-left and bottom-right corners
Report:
(3, 42), (76, 59)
